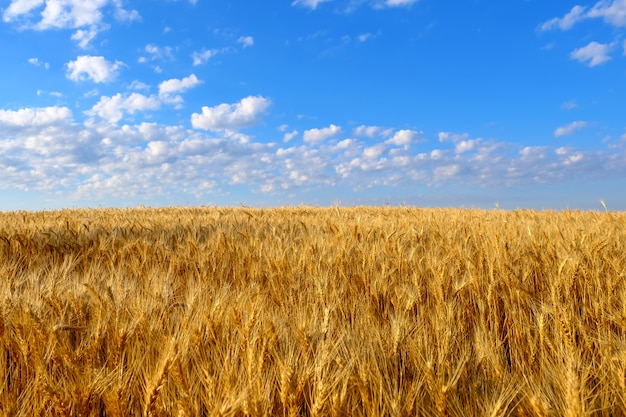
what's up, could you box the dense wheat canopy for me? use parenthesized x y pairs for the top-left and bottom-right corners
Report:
(1, 207), (626, 416)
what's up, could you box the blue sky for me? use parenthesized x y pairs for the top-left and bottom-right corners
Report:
(1, 0), (625, 210)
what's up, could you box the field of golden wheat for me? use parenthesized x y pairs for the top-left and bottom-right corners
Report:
(0, 206), (625, 416)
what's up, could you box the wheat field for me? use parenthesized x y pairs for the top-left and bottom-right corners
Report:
(0, 206), (625, 416)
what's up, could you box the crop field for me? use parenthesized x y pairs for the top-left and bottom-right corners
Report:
(1, 206), (626, 416)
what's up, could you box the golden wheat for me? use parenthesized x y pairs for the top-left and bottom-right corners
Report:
(0, 206), (625, 416)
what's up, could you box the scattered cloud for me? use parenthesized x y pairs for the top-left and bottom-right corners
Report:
(541, 1), (626, 31)
(128, 80), (150, 91)
(353, 125), (393, 138)
(191, 96), (271, 131)
(71, 26), (102, 49)
(540, 5), (587, 31)
(28, 57), (49, 69)
(303, 124), (342, 143)
(385, 129), (420, 146)
(587, 0), (626, 27)
(542, 2), (626, 67)
(0, 114), (625, 203)
(283, 130), (299, 142)
(382, 0), (417, 7)
(86, 93), (160, 124)
(238, 36), (254, 48)
(570, 41), (615, 66)
(2, 0), (139, 46)
(139, 44), (175, 63)
(37, 90), (63, 98)
(0, 106), (73, 126)
(291, 0), (333, 10)
(66, 55), (124, 83)
(158, 74), (203, 106)
(554, 120), (587, 137)
(191, 49), (220, 66)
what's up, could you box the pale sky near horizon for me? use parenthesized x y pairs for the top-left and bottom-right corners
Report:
(1, 0), (625, 211)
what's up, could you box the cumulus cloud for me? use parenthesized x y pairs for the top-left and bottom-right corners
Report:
(0, 106), (73, 126)
(66, 55), (124, 83)
(2, 0), (139, 46)
(554, 121), (588, 137)
(385, 129), (420, 146)
(70, 27), (100, 49)
(438, 131), (469, 143)
(353, 125), (393, 138)
(570, 41), (616, 66)
(542, 2), (626, 68)
(86, 93), (160, 124)
(158, 74), (202, 96)
(303, 124), (342, 143)
(158, 74), (203, 106)
(191, 96), (271, 131)
(283, 130), (299, 142)
(1, 116), (626, 206)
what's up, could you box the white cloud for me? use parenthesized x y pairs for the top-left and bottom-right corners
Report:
(541, 1), (626, 31)
(191, 96), (271, 131)
(455, 139), (479, 154)
(1, 116), (626, 205)
(438, 131), (470, 143)
(2, 0), (138, 48)
(353, 125), (392, 138)
(238, 36), (254, 48)
(587, 0), (626, 27)
(303, 124), (342, 143)
(158, 74), (202, 96)
(283, 130), (299, 142)
(291, 0), (332, 9)
(70, 27), (100, 48)
(66, 55), (123, 83)
(0, 106), (72, 126)
(140, 44), (174, 62)
(384, 0), (417, 7)
(363, 144), (386, 159)
(112, 0), (140, 22)
(87, 93), (160, 124)
(2, 0), (45, 22)
(554, 121), (587, 137)
(28, 57), (49, 69)
(570, 41), (615, 66)
(158, 74), (203, 106)
(129, 80), (150, 91)
(192, 49), (219, 66)
(385, 129), (420, 146)
(540, 5), (587, 31)
(3, 0), (139, 29)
